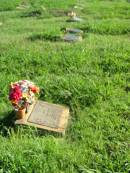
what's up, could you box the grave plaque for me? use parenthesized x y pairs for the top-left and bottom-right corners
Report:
(63, 34), (82, 42)
(15, 100), (70, 134)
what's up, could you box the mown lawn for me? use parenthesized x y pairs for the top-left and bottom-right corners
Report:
(0, 0), (130, 172)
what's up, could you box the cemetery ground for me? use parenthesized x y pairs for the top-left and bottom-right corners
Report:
(0, 0), (130, 172)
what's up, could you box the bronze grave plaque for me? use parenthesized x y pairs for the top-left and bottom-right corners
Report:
(15, 100), (70, 134)
(28, 101), (65, 128)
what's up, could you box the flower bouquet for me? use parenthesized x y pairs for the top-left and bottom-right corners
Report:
(9, 80), (39, 119)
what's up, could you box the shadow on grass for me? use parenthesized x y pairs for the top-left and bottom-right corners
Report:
(0, 111), (16, 137)
(28, 34), (62, 42)
(79, 26), (130, 35)
(125, 85), (130, 93)
(21, 9), (68, 18)
(0, 111), (63, 138)
(21, 10), (42, 17)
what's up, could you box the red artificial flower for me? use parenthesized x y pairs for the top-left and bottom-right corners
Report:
(30, 86), (39, 93)
(9, 85), (22, 103)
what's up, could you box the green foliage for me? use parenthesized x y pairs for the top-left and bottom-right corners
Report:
(80, 19), (130, 35)
(0, 0), (130, 172)
(0, 0), (21, 11)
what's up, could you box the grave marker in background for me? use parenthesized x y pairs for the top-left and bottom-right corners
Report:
(63, 33), (82, 42)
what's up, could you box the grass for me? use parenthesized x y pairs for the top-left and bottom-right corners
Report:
(0, 0), (130, 172)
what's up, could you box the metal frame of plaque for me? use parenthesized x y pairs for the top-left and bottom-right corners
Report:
(15, 100), (70, 134)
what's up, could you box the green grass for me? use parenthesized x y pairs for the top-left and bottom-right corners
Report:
(0, 0), (130, 172)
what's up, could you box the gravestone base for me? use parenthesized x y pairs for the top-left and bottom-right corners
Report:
(15, 100), (70, 134)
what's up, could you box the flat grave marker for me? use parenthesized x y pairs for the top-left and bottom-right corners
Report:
(63, 33), (82, 42)
(15, 100), (70, 134)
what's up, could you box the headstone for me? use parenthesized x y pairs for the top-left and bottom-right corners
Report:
(65, 28), (83, 34)
(15, 100), (70, 134)
(63, 33), (82, 42)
